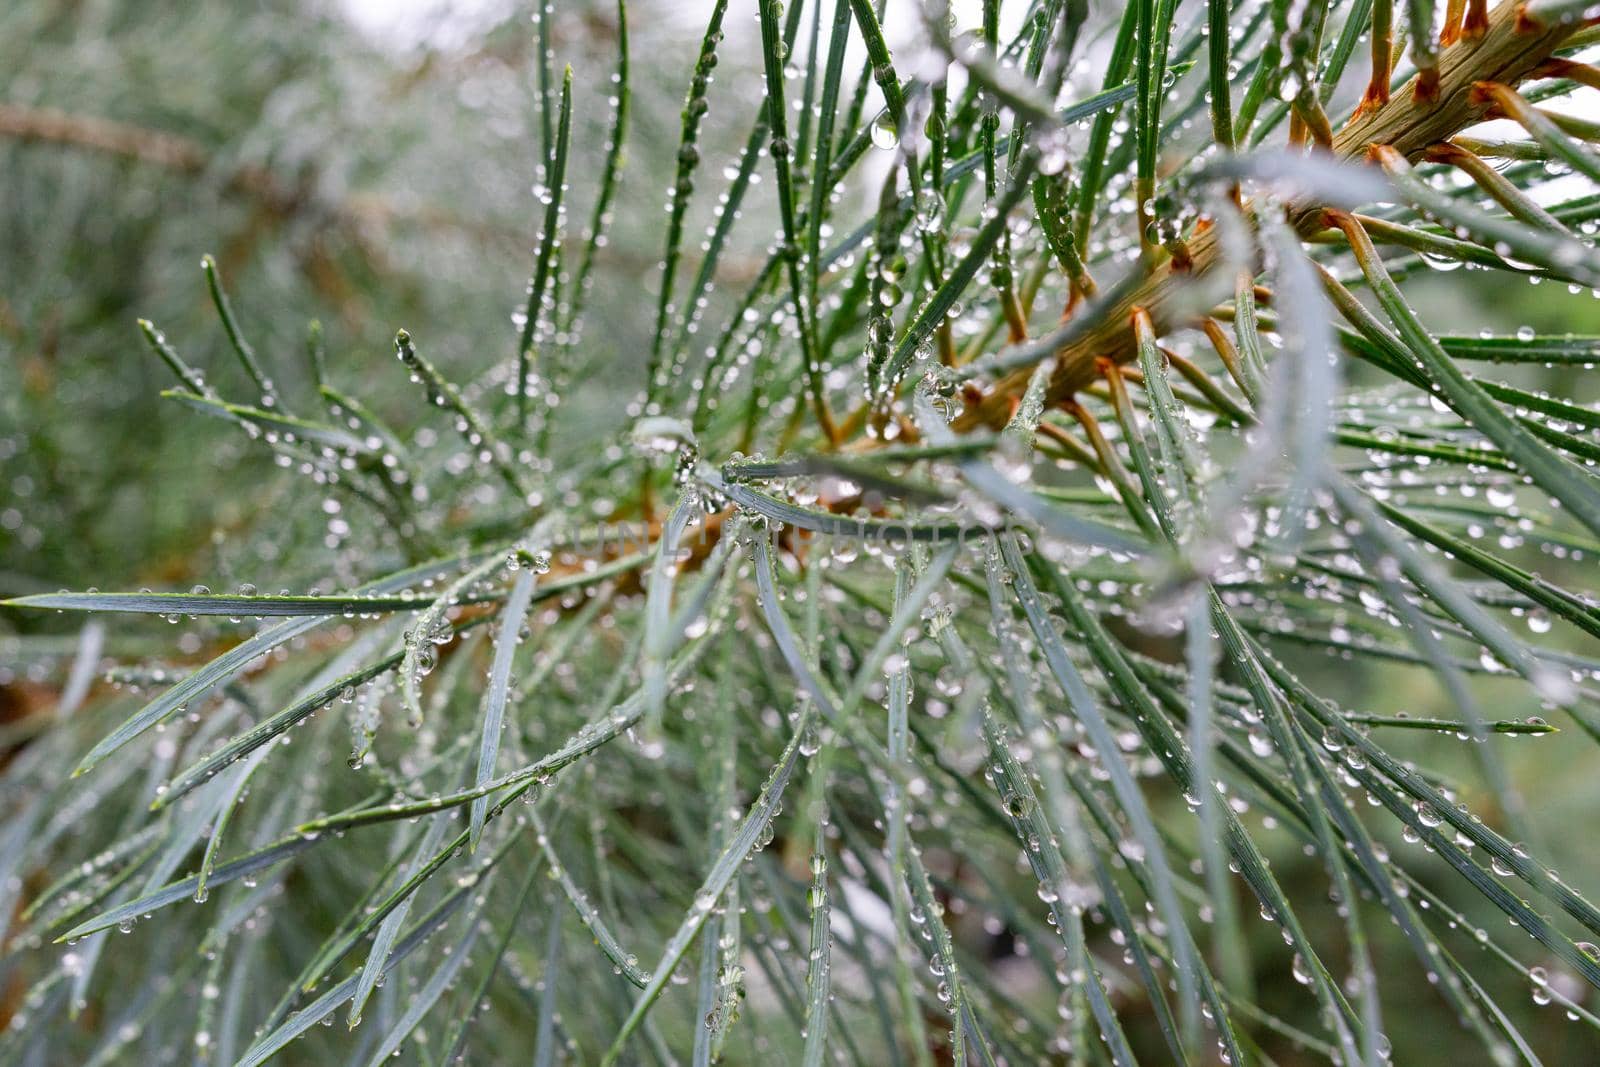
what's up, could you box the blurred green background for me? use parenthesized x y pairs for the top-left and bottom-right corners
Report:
(0, 0), (787, 596)
(4, 1), (1600, 1062)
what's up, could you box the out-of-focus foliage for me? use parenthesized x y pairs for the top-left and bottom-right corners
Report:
(5, 0), (1600, 1065)
(0, 0), (758, 593)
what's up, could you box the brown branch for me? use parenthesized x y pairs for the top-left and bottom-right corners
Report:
(952, 0), (1575, 434)
(1, 99), (776, 300)
(0, 102), (305, 213)
(0, 102), (494, 254)
(0, 102), (202, 167)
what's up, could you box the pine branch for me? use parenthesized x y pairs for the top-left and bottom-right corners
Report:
(954, 0), (1576, 431)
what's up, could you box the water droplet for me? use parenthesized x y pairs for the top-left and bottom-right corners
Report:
(870, 109), (899, 151)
